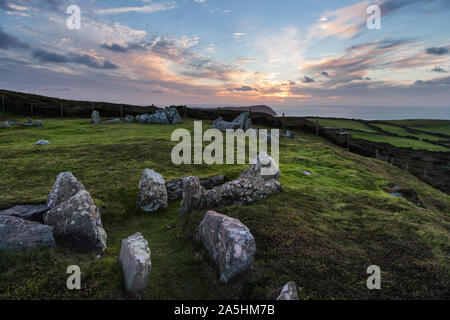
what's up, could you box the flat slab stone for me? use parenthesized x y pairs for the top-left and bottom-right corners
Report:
(0, 215), (56, 250)
(0, 204), (49, 221)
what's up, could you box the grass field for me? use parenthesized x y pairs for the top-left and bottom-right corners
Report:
(385, 120), (450, 136)
(307, 117), (449, 152)
(1, 116), (449, 299)
(348, 131), (449, 152)
(307, 118), (377, 133)
(371, 123), (445, 141)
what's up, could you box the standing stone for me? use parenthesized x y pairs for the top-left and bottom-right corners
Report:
(124, 115), (134, 123)
(233, 112), (250, 130)
(0, 215), (56, 250)
(239, 153), (281, 183)
(91, 110), (101, 124)
(276, 281), (299, 300)
(164, 107), (182, 124)
(196, 211), (256, 283)
(136, 169), (168, 212)
(212, 117), (240, 131)
(284, 130), (295, 139)
(119, 232), (151, 298)
(178, 176), (205, 217)
(46, 172), (85, 208)
(1, 121), (11, 129)
(44, 190), (107, 252)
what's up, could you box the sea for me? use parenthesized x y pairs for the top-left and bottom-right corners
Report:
(190, 105), (450, 121)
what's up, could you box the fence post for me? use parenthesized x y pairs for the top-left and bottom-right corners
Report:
(1, 95), (5, 112)
(184, 106), (187, 119)
(315, 119), (319, 136)
(282, 113), (285, 129)
(60, 102), (63, 117)
(31, 102), (34, 117)
(347, 134), (350, 152)
(218, 107), (221, 118)
(120, 105), (123, 118)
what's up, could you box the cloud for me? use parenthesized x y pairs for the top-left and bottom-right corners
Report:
(32, 49), (118, 70)
(415, 76), (450, 86)
(301, 76), (315, 83)
(229, 86), (257, 92)
(431, 66), (448, 73)
(319, 71), (330, 77)
(0, 25), (30, 49)
(96, 2), (176, 15)
(426, 47), (449, 55)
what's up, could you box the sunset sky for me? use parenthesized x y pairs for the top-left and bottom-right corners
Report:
(0, 0), (449, 107)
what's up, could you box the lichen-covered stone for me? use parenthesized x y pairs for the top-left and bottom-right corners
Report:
(136, 169), (168, 212)
(178, 176), (205, 216)
(124, 115), (134, 123)
(119, 232), (151, 298)
(196, 211), (255, 283)
(239, 153), (281, 183)
(44, 190), (107, 252)
(276, 281), (299, 300)
(164, 107), (182, 124)
(91, 110), (101, 124)
(166, 175), (225, 201)
(0, 215), (55, 250)
(46, 172), (85, 208)
(0, 204), (49, 221)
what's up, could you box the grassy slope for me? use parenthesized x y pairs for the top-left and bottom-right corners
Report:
(0, 117), (449, 299)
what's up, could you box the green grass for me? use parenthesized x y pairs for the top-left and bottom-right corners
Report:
(1, 117), (449, 299)
(384, 120), (450, 136)
(349, 131), (449, 152)
(307, 118), (377, 133)
(371, 123), (447, 141)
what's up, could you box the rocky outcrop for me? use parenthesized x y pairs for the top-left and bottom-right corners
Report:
(276, 281), (299, 300)
(0, 204), (49, 222)
(196, 211), (255, 283)
(46, 172), (85, 208)
(44, 190), (107, 252)
(0, 215), (55, 250)
(166, 175), (225, 201)
(92, 110), (101, 124)
(136, 169), (168, 212)
(239, 153), (281, 183)
(119, 232), (152, 298)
